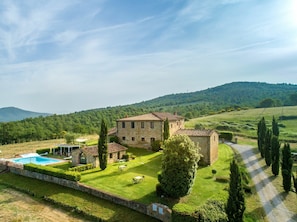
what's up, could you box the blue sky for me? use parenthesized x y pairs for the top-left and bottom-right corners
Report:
(1, 0), (297, 114)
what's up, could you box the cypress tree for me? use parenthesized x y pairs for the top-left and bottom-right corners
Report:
(264, 129), (272, 166)
(272, 116), (279, 137)
(163, 118), (170, 141)
(98, 119), (108, 170)
(293, 172), (297, 193)
(257, 117), (266, 158)
(282, 143), (293, 192)
(226, 159), (245, 222)
(271, 136), (280, 176)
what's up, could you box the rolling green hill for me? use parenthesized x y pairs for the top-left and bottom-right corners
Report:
(186, 106), (297, 144)
(0, 107), (50, 122)
(0, 82), (296, 145)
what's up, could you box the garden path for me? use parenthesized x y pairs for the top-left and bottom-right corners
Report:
(226, 142), (296, 222)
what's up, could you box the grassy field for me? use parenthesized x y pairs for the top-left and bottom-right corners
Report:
(186, 106), (297, 146)
(0, 173), (159, 222)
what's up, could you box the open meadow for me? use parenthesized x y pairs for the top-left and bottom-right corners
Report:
(186, 106), (297, 147)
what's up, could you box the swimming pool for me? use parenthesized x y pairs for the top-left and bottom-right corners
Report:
(11, 153), (63, 165)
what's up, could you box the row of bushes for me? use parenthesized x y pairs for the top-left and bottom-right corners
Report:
(36, 148), (51, 155)
(219, 132), (233, 141)
(69, 164), (94, 172)
(24, 163), (81, 181)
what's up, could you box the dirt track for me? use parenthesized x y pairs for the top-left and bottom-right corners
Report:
(227, 143), (296, 222)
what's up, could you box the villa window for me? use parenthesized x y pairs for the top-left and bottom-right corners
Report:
(150, 137), (155, 143)
(141, 137), (145, 142)
(150, 122), (154, 129)
(109, 153), (113, 159)
(122, 122), (125, 128)
(131, 121), (135, 128)
(132, 137), (135, 141)
(141, 122), (144, 128)
(122, 136), (126, 141)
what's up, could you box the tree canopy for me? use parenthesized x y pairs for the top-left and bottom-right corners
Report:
(158, 134), (201, 198)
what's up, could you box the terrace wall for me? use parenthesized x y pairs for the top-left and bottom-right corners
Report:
(2, 162), (171, 222)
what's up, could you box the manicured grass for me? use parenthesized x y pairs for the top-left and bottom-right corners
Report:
(0, 173), (159, 222)
(80, 144), (265, 221)
(80, 147), (163, 204)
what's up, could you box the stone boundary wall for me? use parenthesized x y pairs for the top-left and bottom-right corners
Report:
(3, 163), (171, 222)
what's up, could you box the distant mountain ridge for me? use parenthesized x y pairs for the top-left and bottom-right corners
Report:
(0, 107), (50, 122)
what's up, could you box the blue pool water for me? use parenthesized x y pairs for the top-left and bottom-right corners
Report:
(11, 155), (62, 165)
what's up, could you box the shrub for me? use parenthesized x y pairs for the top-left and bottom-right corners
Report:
(109, 136), (119, 143)
(24, 163), (81, 181)
(156, 183), (166, 197)
(194, 199), (228, 221)
(215, 176), (230, 183)
(151, 140), (162, 152)
(219, 132), (233, 141)
(36, 148), (51, 155)
(69, 164), (94, 172)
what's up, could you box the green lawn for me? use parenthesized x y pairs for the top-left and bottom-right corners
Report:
(80, 144), (263, 222)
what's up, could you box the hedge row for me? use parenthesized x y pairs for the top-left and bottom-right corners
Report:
(69, 164), (94, 172)
(24, 163), (81, 181)
(36, 148), (51, 155)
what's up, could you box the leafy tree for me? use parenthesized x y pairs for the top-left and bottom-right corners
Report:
(98, 119), (108, 170)
(281, 143), (293, 192)
(163, 118), (170, 141)
(158, 134), (200, 198)
(257, 117), (266, 158)
(258, 98), (275, 108)
(64, 133), (77, 144)
(271, 136), (280, 176)
(226, 158), (246, 222)
(272, 116), (279, 137)
(264, 129), (272, 166)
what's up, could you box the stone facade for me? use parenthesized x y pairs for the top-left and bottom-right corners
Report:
(72, 143), (127, 167)
(116, 112), (219, 165)
(175, 129), (219, 165)
(116, 112), (184, 148)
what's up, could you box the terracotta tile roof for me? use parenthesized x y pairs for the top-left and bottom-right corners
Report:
(117, 112), (184, 121)
(82, 143), (127, 157)
(175, 129), (216, 137)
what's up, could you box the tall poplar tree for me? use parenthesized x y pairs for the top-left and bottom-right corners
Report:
(271, 136), (280, 176)
(264, 129), (272, 166)
(98, 119), (108, 170)
(163, 118), (170, 141)
(226, 159), (246, 222)
(282, 143), (293, 192)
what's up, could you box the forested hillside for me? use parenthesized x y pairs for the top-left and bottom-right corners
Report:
(1, 82), (296, 145)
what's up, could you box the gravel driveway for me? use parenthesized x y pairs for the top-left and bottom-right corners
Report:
(226, 142), (296, 222)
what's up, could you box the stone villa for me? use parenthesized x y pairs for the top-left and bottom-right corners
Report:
(116, 112), (218, 165)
